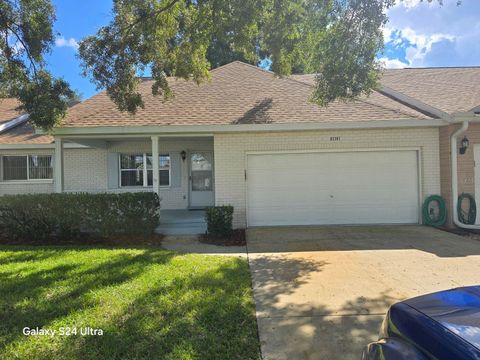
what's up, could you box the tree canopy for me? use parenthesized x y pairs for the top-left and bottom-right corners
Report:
(79, 0), (395, 113)
(0, 0), (455, 130)
(0, 0), (75, 129)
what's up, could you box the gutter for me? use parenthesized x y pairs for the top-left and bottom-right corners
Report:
(450, 115), (480, 229)
(52, 118), (447, 137)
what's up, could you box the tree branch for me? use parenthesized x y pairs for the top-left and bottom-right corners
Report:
(117, 0), (183, 36)
(1, 16), (39, 82)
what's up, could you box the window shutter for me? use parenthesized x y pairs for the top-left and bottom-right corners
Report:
(170, 152), (182, 188)
(107, 153), (119, 189)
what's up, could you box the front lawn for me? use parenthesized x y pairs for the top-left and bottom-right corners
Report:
(0, 246), (260, 359)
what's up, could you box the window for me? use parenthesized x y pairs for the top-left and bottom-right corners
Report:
(120, 153), (170, 187)
(29, 155), (53, 179)
(159, 155), (170, 186)
(1, 155), (53, 181)
(120, 154), (144, 187)
(191, 152), (212, 191)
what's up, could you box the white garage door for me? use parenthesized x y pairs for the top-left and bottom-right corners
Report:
(246, 150), (419, 226)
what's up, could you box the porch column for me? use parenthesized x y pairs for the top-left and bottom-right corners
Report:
(54, 137), (64, 193)
(151, 136), (160, 196)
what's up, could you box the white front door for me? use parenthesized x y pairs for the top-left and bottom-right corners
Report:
(189, 151), (214, 208)
(246, 150), (419, 226)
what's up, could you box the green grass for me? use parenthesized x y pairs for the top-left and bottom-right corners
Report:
(0, 246), (260, 360)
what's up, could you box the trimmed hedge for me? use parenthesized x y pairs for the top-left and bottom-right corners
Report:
(205, 206), (234, 239)
(0, 192), (160, 241)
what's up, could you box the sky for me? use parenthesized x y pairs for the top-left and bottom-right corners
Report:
(47, 0), (480, 100)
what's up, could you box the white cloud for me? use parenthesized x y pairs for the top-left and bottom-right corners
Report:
(55, 36), (79, 50)
(379, 57), (409, 68)
(398, 27), (455, 66)
(383, 1), (479, 67)
(382, 26), (394, 43)
(394, 0), (423, 8)
(392, 0), (440, 9)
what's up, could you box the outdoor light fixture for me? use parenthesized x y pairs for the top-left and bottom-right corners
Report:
(181, 150), (187, 161)
(460, 136), (470, 155)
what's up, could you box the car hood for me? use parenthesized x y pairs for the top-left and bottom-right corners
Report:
(404, 286), (480, 349)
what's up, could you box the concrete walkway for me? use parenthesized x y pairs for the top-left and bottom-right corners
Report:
(161, 235), (247, 257)
(246, 225), (480, 360)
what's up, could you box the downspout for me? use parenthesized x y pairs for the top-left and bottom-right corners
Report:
(451, 120), (480, 229)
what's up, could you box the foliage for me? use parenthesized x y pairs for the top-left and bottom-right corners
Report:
(79, 0), (398, 113)
(205, 205), (234, 238)
(0, 0), (76, 129)
(0, 192), (160, 241)
(0, 247), (260, 359)
(1, 0), (457, 129)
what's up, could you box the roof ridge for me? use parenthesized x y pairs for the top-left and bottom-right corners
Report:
(211, 60), (322, 89)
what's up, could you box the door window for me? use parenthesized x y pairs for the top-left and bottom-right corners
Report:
(191, 153), (212, 191)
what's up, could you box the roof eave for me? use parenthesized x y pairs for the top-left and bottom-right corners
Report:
(52, 118), (447, 138)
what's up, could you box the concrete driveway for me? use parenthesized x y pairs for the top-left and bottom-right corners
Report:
(246, 225), (480, 360)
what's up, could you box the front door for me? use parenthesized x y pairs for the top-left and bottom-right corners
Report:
(189, 151), (214, 208)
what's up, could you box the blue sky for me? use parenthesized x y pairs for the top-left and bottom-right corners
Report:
(48, 0), (480, 100)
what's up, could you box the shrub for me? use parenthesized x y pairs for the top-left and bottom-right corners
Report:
(205, 206), (234, 239)
(0, 192), (160, 242)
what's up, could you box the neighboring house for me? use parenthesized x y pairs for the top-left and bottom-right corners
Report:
(1, 61), (479, 229)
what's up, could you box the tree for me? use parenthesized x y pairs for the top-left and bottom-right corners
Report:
(0, 0), (75, 130)
(79, 0), (397, 112)
(0, 0), (457, 129)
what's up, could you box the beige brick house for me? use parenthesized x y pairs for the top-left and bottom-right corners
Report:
(1, 62), (479, 229)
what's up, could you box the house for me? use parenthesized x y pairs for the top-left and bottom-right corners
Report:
(1, 61), (480, 230)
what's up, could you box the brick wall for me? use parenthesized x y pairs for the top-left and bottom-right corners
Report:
(214, 128), (441, 228)
(64, 148), (108, 191)
(439, 123), (480, 227)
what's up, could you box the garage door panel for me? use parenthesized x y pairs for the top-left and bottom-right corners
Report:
(247, 151), (419, 226)
(250, 207), (332, 226)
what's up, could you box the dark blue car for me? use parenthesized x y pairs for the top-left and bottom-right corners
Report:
(362, 286), (480, 360)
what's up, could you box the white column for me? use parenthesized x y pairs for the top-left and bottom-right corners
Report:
(54, 137), (64, 193)
(151, 136), (160, 196)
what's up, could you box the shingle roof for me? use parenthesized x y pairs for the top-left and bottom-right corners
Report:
(380, 67), (480, 113)
(61, 61), (430, 128)
(0, 120), (53, 144)
(7, 63), (477, 144)
(294, 67), (480, 114)
(0, 98), (23, 125)
(0, 98), (53, 144)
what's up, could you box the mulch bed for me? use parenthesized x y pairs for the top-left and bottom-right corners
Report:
(0, 230), (164, 247)
(199, 229), (246, 246)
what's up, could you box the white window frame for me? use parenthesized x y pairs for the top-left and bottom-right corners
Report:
(158, 154), (171, 187)
(119, 153), (171, 188)
(0, 154), (53, 183)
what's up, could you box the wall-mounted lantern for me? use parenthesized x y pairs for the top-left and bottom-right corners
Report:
(460, 136), (470, 155)
(180, 150), (187, 161)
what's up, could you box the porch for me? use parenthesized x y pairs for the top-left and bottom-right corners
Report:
(52, 135), (214, 235)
